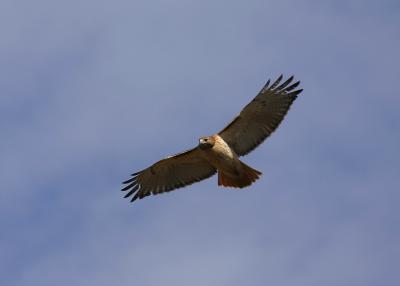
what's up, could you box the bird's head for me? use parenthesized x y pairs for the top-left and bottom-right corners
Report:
(198, 136), (215, 150)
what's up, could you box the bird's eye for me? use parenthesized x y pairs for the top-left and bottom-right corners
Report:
(204, 138), (208, 142)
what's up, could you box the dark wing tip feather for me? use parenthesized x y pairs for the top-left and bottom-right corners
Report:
(130, 190), (150, 202)
(121, 170), (142, 185)
(276, 75), (294, 91)
(274, 76), (294, 91)
(121, 182), (141, 201)
(121, 170), (142, 200)
(261, 79), (271, 92)
(270, 74), (283, 90)
(284, 81), (300, 92)
(122, 176), (137, 184)
(124, 191), (133, 198)
(289, 89), (303, 97)
(131, 193), (140, 202)
(124, 185), (139, 198)
(121, 181), (137, 191)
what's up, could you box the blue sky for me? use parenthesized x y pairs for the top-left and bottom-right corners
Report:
(1, 0), (399, 285)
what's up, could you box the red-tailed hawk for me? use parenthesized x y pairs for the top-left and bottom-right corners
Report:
(122, 75), (302, 202)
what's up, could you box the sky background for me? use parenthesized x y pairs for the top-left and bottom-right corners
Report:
(1, 0), (399, 285)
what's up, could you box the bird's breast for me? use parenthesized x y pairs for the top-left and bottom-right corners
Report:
(202, 135), (240, 173)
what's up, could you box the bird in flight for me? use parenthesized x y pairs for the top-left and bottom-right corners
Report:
(122, 75), (302, 202)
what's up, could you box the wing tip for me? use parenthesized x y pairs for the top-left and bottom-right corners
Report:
(121, 172), (142, 202)
(262, 74), (302, 93)
(122, 178), (134, 185)
(130, 195), (139, 202)
(291, 88), (303, 97)
(121, 182), (135, 191)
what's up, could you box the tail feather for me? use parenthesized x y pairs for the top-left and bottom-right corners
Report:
(218, 162), (262, 188)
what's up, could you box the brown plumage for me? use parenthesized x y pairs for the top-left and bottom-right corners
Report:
(122, 75), (302, 202)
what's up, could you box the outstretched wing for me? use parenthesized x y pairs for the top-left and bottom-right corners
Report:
(219, 75), (302, 156)
(121, 148), (216, 202)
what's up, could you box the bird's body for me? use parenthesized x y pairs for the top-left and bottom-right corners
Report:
(198, 135), (261, 188)
(199, 135), (238, 175)
(121, 75), (303, 202)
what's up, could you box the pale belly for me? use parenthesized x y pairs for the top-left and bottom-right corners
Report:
(202, 136), (242, 175)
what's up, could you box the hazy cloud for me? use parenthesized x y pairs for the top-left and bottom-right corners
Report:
(1, 0), (399, 285)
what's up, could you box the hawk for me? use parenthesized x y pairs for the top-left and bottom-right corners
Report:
(122, 75), (302, 202)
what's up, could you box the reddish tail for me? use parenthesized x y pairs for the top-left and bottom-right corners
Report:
(218, 161), (262, 188)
